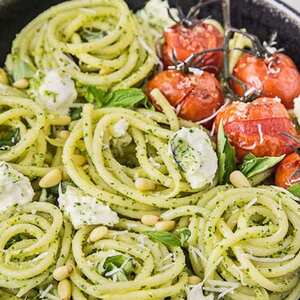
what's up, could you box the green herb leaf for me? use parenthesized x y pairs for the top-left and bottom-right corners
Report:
(69, 107), (82, 121)
(145, 231), (181, 247)
(287, 183), (300, 197)
(240, 153), (285, 178)
(176, 228), (191, 246)
(103, 255), (134, 281)
(0, 127), (20, 150)
(82, 86), (148, 109)
(145, 228), (191, 247)
(9, 55), (36, 81)
(217, 122), (236, 184)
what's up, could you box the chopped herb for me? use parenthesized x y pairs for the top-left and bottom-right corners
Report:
(217, 122), (236, 184)
(103, 254), (135, 281)
(287, 183), (300, 198)
(69, 107), (82, 121)
(240, 153), (285, 178)
(0, 127), (20, 150)
(82, 86), (149, 109)
(145, 228), (191, 247)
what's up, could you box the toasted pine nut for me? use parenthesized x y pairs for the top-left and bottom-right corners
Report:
(49, 115), (71, 126)
(58, 130), (70, 140)
(188, 275), (202, 285)
(229, 170), (251, 188)
(13, 78), (29, 89)
(53, 265), (73, 281)
(135, 177), (155, 192)
(58, 279), (72, 300)
(0, 68), (8, 85)
(72, 154), (86, 166)
(88, 226), (108, 243)
(39, 168), (62, 188)
(155, 220), (175, 232)
(141, 215), (160, 226)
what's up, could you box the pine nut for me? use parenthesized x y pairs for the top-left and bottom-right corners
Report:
(49, 115), (71, 126)
(135, 177), (156, 192)
(88, 226), (108, 242)
(155, 220), (175, 232)
(53, 265), (73, 281)
(13, 78), (29, 89)
(0, 68), (8, 85)
(141, 215), (160, 226)
(72, 154), (86, 166)
(39, 168), (62, 188)
(58, 279), (72, 300)
(58, 130), (70, 140)
(188, 275), (202, 285)
(229, 170), (251, 188)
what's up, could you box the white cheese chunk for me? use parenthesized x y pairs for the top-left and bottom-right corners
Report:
(58, 185), (119, 229)
(111, 119), (129, 138)
(0, 161), (34, 213)
(36, 70), (77, 115)
(170, 127), (218, 189)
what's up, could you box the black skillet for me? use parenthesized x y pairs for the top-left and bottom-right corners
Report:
(0, 0), (299, 67)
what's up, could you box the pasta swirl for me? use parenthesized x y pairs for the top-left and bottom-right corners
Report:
(6, 0), (157, 90)
(0, 202), (72, 297)
(161, 186), (300, 299)
(0, 90), (71, 179)
(63, 91), (213, 219)
(70, 226), (187, 300)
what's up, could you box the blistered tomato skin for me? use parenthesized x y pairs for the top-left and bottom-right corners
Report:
(146, 70), (224, 122)
(275, 153), (300, 189)
(214, 97), (298, 159)
(232, 53), (300, 109)
(162, 22), (224, 73)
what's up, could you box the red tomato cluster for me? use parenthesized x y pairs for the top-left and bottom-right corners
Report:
(146, 20), (225, 124)
(162, 21), (224, 73)
(146, 70), (224, 122)
(232, 53), (300, 109)
(145, 10), (300, 190)
(214, 97), (298, 159)
(275, 153), (300, 189)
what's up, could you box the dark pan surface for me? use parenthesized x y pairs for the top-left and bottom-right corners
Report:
(0, 0), (299, 66)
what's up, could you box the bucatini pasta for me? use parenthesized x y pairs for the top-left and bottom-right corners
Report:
(0, 0), (299, 299)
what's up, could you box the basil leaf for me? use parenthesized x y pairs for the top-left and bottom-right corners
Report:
(82, 86), (148, 109)
(176, 228), (191, 246)
(217, 122), (236, 184)
(240, 153), (285, 178)
(69, 107), (82, 121)
(0, 127), (20, 150)
(9, 55), (36, 81)
(287, 183), (300, 197)
(145, 228), (191, 247)
(103, 255), (134, 281)
(145, 231), (181, 247)
(105, 89), (147, 108)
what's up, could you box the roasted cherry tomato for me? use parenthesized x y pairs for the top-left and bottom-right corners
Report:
(162, 21), (224, 73)
(232, 53), (300, 109)
(214, 97), (298, 159)
(275, 152), (300, 189)
(146, 69), (224, 123)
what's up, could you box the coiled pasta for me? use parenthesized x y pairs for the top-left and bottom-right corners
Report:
(6, 0), (157, 90)
(0, 86), (75, 179)
(161, 186), (300, 299)
(63, 90), (213, 219)
(0, 202), (72, 297)
(69, 226), (187, 300)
